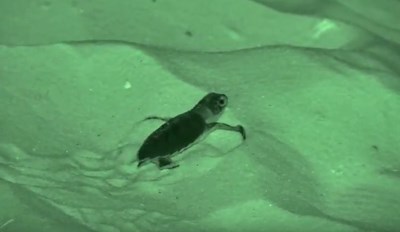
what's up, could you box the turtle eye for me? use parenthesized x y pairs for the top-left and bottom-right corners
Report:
(217, 96), (227, 107)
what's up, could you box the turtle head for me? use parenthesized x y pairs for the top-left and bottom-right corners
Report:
(191, 92), (228, 122)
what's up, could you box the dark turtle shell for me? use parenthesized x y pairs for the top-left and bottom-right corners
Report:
(137, 111), (206, 166)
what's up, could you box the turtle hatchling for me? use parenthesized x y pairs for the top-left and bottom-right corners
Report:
(137, 92), (246, 170)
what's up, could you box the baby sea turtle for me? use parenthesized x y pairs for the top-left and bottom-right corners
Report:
(137, 92), (246, 170)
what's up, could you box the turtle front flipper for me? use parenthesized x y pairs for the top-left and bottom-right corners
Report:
(143, 116), (172, 122)
(207, 122), (246, 140)
(156, 157), (179, 170)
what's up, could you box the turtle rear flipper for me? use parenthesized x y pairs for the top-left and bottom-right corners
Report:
(156, 157), (179, 170)
(137, 158), (149, 167)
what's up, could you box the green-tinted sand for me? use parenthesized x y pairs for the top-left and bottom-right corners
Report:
(1, 1), (399, 232)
